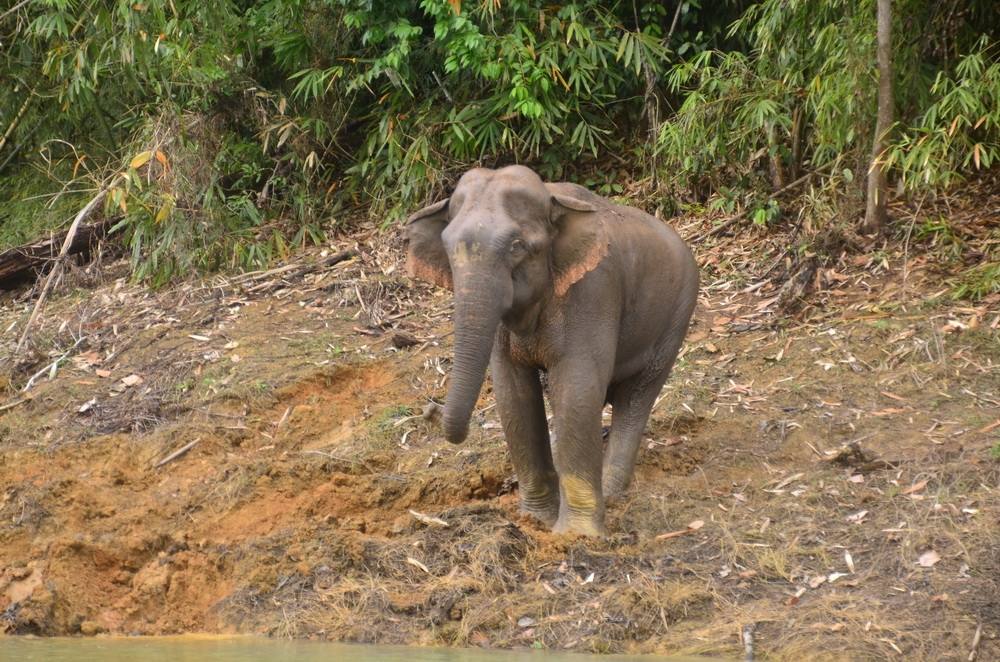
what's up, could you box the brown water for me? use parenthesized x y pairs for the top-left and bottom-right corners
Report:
(0, 636), (720, 661)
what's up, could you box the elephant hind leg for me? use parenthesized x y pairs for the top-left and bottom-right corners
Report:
(603, 336), (685, 499)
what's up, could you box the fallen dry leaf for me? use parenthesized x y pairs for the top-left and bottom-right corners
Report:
(406, 557), (431, 574)
(902, 478), (929, 496)
(121, 374), (143, 387)
(409, 509), (450, 528)
(917, 550), (941, 568)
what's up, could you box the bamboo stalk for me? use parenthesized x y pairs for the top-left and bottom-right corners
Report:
(0, 86), (36, 155)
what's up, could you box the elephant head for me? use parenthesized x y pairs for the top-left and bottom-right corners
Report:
(405, 165), (608, 444)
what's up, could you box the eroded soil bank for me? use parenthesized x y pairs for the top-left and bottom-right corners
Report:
(2, 195), (999, 660)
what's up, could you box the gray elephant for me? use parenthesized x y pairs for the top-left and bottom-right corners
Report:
(406, 165), (698, 536)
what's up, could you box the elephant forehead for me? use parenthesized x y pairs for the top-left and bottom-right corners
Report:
(451, 184), (547, 225)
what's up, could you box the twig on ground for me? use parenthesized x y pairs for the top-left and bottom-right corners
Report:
(242, 249), (357, 293)
(154, 438), (201, 468)
(968, 621), (982, 661)
(0, 398), (27, 412)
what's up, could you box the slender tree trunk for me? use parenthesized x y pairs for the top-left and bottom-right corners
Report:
(790, 104), (804, 181)
(863, 0), (893, 234)
(766, 122), (786, 191)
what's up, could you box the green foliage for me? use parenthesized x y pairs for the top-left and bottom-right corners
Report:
(266, 0), (678, 218)
(0, 167), (88, 250)
(952, 262), (1000, 301)
(656, 0), (999, 221)
(1, 0), (999, 282)
(658, 0), (877, 199)
(885, 38), (1000, 191)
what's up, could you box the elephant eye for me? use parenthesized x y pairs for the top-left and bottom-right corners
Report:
(510, 238), (527, 257)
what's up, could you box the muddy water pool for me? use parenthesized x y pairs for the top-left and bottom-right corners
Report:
(0, 636), (722, 661)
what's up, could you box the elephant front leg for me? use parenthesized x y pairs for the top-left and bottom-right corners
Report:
(549, 371), (608, 537)
(491, 350), (559, 527)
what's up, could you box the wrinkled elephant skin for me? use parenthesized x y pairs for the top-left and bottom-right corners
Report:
(406, 166), (698, 536)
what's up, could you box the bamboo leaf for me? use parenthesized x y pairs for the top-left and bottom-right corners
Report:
(130, 151), (152, 170)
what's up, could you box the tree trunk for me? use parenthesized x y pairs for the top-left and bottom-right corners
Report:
(863, 0), (893, 234)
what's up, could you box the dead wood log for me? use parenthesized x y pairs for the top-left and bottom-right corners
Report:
(0, 218), (113, 289)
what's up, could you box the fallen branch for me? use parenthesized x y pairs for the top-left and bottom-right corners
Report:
(14, 187), (109, 357)
(154, 438), (201, 468)
(243, 249), (358, 293)
(0, 398), (28, 412)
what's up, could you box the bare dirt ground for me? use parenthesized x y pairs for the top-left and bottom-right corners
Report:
(1, 186), (999, 660)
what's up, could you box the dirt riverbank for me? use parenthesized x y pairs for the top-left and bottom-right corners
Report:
(2, 192), (999, 660)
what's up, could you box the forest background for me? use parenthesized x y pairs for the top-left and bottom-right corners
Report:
(0, 0), (998, 292)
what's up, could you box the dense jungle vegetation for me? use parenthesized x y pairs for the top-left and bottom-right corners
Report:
(0, 0), (998, 289)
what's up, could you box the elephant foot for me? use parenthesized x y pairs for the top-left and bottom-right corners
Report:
(552, 513), (607, 538)
(518, 474), (560, 528)
(553, 475), (606, 537)
(601, 467), (632, 500)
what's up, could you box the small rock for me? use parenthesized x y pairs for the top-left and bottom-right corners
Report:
(517, 616), (537, 628)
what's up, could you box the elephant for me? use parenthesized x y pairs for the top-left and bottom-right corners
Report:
(406, 165), (698, 536)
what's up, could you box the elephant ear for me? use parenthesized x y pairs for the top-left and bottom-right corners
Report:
(550, 194), (607, 297)
(405, 198), (452, 290)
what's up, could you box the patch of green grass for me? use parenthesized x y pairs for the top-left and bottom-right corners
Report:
(952, 262), (1000, 301)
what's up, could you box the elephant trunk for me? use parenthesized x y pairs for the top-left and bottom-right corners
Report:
(443, 265), (509, 444)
